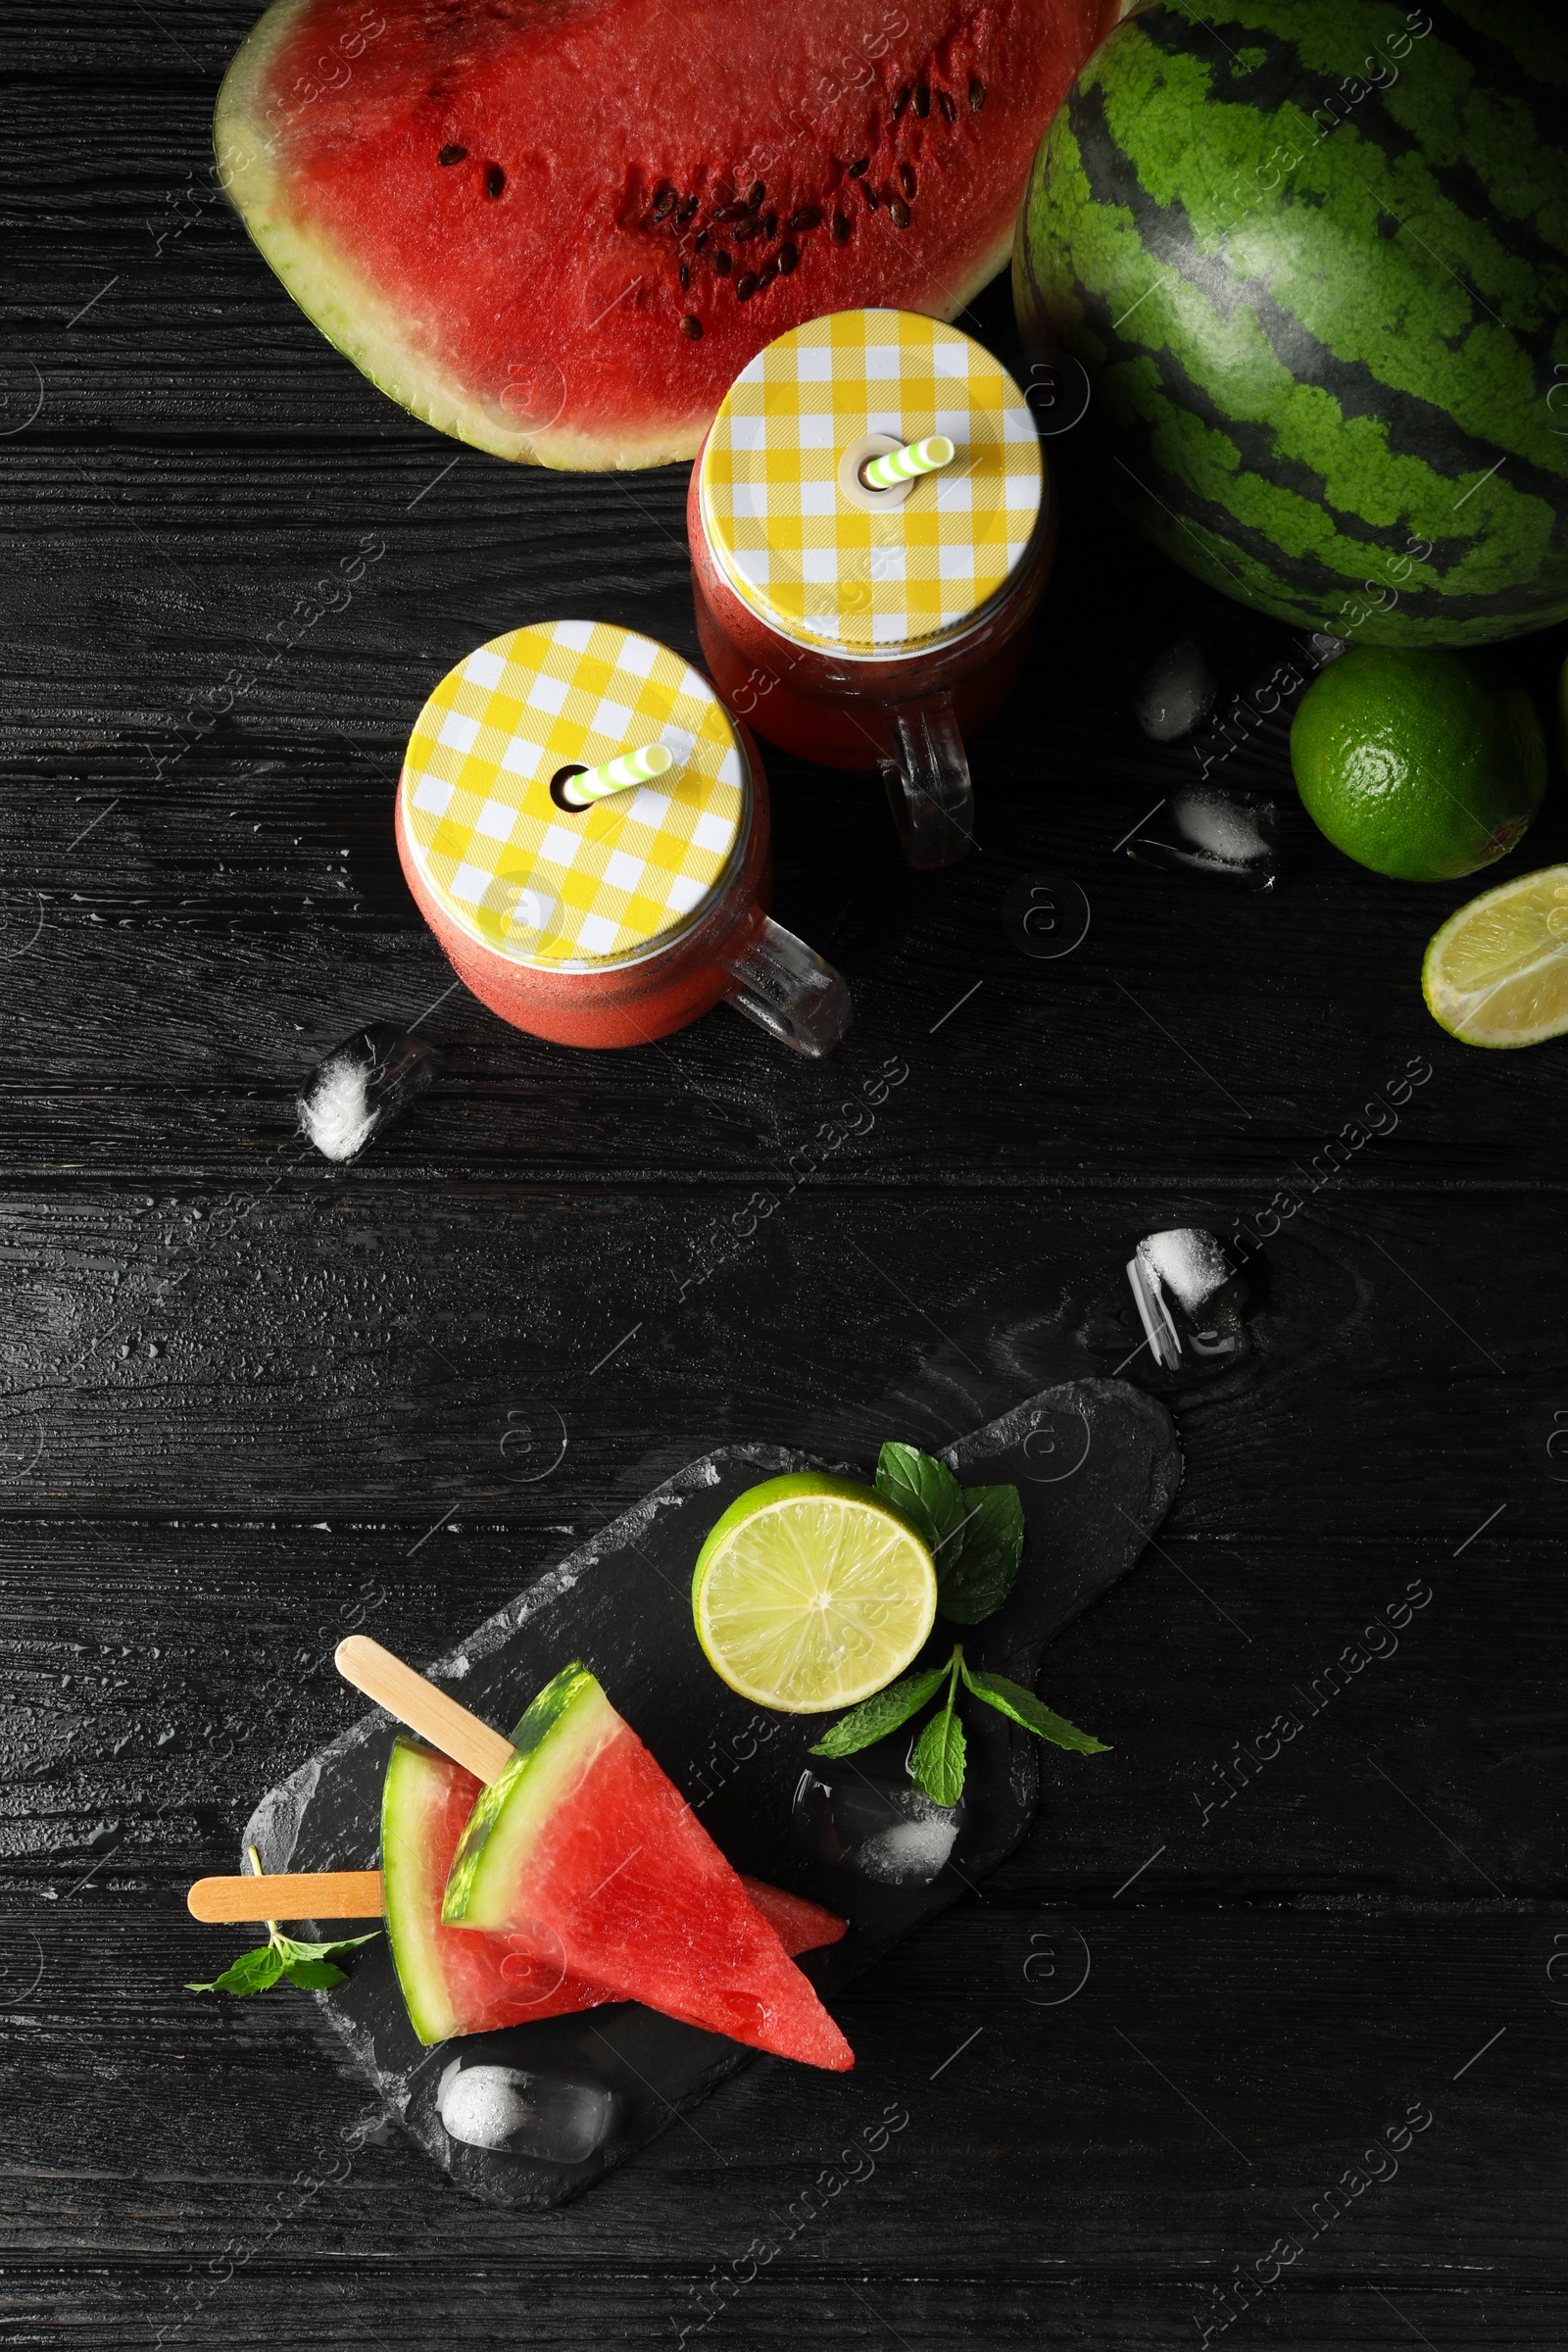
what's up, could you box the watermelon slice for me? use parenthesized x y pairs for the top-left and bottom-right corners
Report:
(213, 0), (1123, 469)
(383, 1737), (845, 2047)
(442, 1665), (854, 2070)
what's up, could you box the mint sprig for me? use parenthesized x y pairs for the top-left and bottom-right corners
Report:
(875, 1443), (1024, 1624)
(808, 1661), (950, 1758)
(811, 1444), (1109, 1811)
(186, 1849), (378, 1997)
(959, 1658), (1110, 1756)
(876, 1443), (970, 1560)
(909, 1650), (966, 1807)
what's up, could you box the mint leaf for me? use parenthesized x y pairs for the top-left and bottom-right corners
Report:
(876, 1443), (967, 1557)
(272, 1929), (375, 1984)
(186, 1930), (378, 1999)
(186, 1943), (286, 1997)
(276, 1931), (380, 1990)
(278, 1933), (380, 1967)
(937, 1485), (1024, 1625)
(279, 1955), (351, 1990)
(910, 1702), (966, 1808)
(960, 1662), (1109, 1755)
(808, 1663), (949, 1758)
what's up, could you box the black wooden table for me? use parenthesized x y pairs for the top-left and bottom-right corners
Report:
(5, 8), (1566, 2345)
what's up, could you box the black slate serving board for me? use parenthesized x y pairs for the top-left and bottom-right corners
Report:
(244, 1377), (1179, 2208)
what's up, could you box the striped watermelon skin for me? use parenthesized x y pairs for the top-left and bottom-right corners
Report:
(1012, 0), (1568, 647)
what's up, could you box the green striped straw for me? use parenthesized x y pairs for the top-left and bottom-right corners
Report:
(558, 742), (673, 807)
(860, 434), (956, 492)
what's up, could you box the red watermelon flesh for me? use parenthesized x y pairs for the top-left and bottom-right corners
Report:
(442, 1664), (854, 2069)
(214, 0), (1123, 469)
(382, 1738), (844, 2048)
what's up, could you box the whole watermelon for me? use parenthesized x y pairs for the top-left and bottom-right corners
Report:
(1013, 0), (1568, 647)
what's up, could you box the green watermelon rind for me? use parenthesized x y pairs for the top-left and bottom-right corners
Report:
(440, 1662), (617, 1930)
(1012, 1), (1568, 649)
(382, 1735), (466, 2044)
(213, 1), (666, 471)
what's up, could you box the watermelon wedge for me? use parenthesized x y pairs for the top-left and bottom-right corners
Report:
(383, 1737), (845, 2047)
(442, 1666), (854, 2070)
(213, 0), (1124, 469)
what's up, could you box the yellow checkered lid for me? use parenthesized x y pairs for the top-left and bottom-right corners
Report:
(399, 621), (750, 968)
(698, 309), (1044, 660)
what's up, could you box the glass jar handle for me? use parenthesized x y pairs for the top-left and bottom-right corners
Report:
(879, 693), (973, 869)
(717, 916), (853, 1058)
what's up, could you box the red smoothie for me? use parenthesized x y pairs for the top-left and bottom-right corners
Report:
(396, 620), (851, 1055)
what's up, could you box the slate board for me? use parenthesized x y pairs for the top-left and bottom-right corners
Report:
(245, 1376), (1179, 2208)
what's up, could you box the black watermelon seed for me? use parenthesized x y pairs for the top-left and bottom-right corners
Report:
(735, 271), (758, 301)
(914, 83), (930, 116)
(485, 165), (506, 197)
(677, 194), (699, 222)
(438, 144), (466, 166)
(777, 240), (799, 273)
(651, 184), (675, 220)
(679, 263), (690, 288)
(711, 247), (732, 275)
(757, 259), (777, 290)
(969, 77), (986, 111)
(893, 85), (910, 119)
(887, 194), (910, 228)
(748, 180), (764, 205)
(732, 216), (762, 241)
(938, 90), (956, 122)
(789, 206), (821, 232)
(679, 314), (703, 338)
(831, 211), (851, 243)
(860, 178), (878, 209)
(762, 212), (776, 238)
(694, 228), (709, 252)
(848, 157), (869, 177)
(712, 202), (746, 221)
(898, 163), (915, 199)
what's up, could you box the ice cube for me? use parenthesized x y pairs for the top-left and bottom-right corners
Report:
(1132, 634), (1218, 742)
(1124, 781), (1283, 889)
(1304, 631), (1348, 667)
(1126, 1228), (1247, 1373)
(298, 1023), (443, 1162)
(791, 1765), (964, 1887)
(436, 2059), (619, 2164)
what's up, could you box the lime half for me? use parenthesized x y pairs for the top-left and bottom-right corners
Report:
(691, 1473), (937, 1712)
(1423, 864), (1568, 1048)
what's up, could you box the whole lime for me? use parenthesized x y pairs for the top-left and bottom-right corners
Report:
(1290, 649), (1546, 881)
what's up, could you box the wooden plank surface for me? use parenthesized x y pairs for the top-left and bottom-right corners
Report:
(4, 1), (1567, 2342)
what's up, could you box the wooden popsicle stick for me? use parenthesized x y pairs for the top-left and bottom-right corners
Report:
(334, 1634), (515, 1785)
(187, 1869), (384, 1923)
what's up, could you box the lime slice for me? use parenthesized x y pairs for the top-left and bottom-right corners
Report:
(1423, 864), (1568, 1048)
(691, 1472), (938, 1712)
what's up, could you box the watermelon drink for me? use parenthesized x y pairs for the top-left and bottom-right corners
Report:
(690, 310), (1054, 867)
(396, 621), (851, 1055)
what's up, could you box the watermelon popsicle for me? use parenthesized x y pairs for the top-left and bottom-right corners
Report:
(439, 1661), (855, 2071)
(334, 1638), (853, 2065)
(187, 1744), (846, 2047)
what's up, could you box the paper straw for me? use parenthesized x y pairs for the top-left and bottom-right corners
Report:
(860, 434), (956, 491)
(558, 742), (673, 807)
